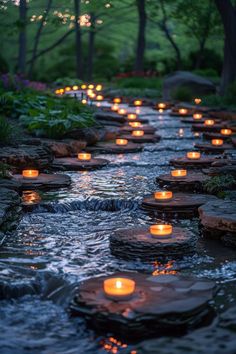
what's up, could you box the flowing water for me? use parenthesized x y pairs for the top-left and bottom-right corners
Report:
(1, 106), (236, 354)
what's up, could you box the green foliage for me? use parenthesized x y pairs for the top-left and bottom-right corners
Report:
(0, 116), (13, 144)
(0, 162), (11, 179)
(192, 68), (219, 80)
(171, 86), (193, 102)
(106, 87), (161, 99)
(114, 77), (163, 90)
(202, 81), (236, 109)
(203, 175), (236, 196)
(54, 77), (83, 87)
(18, 94), (96, 139)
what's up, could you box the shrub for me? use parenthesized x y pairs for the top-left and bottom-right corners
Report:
(203, 175), (236, 197)
(114, 77), (162, 90)
(171, 86), (193, 102)
(0, 116), (13, 144)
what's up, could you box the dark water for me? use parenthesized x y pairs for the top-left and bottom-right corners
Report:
(1, 107), (236, 354)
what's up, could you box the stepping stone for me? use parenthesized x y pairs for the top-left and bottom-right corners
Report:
(70, 272), (216, 339)
(205, 164), (236, 178)
(110, 226), (196, 261)
(170, 156), (217, 168)
(141, 193), (217, 217)
(120, 134), (161, 144)
(0, 187), (22, 233)
(87, 142), (143, 154)
(95, 110), (126, 124)
(194, 143), (233, 154)
(199, 200), (236, 248)
(203, 132), (233, 142)
(13, 173), (71, 190)
(192, 123), (226, 132)
(120, 125), (156, 134)
(181, 118), (204, 124)
(157, 172), (209, 192)
(53, 157), (109, 171)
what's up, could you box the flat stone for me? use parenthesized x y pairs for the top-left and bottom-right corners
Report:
(181, 118), (205, 124)
(65, 127), (100, 145)
(87, 142), (143, 154)
(192, 123), (226, 132)
(120, 134), (161, 143)
(70, 272), (216, 339)
(204, 164), (236, 177)
(157, 172), (209, 192)
(141, 193), (217, 217)
(0, 187), (22, 233)
(194, 142), (233, 154)
(170, 156), (217, 168)
(42, 139), (87, 157)
(110, 226), (196, 260)
(119, 125), (156, 134)
(52, 157), (109, 171)
(95, 110), (127, 124)
(203, 132), (233, 142)
(13, 173), (71, 190)
(0, 145), (53, 170)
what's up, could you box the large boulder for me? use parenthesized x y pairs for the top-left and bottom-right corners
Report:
(163, 71), (216, 99)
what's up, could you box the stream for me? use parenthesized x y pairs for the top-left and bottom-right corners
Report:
(1, 106), (236, 354)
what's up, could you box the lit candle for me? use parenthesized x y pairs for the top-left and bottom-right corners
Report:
(159, 109), (164, 113)
(187, 152), (201, 160)
(194, 98), (202, 105)
(82, 99), (87, 104)
(134, 100), (142, 106)
(171, 169), (187, 177)
(150, 224), (172, 237)
(129, 121), (142, 128)
(113, 98), (121, 104)
(179, 108), (188, 115)
(73, 85), (79, 91)
(22, 191), (41, 205)
(96, 95), (104, 101)
(221, 128), (232, 136)
(22, 170), (39, 179)
(204, 119), (215, 126)
(116, 139), (128, 146)
(154, 191), (173, 201)
(111, 104), (119, 111)
(59, 88), (64, 94)
(158, 103), (166, 109)
(65, 86), (71, 92)
(211, 139), (223, 146)
(118, 108), (127, 115)
(88, 84), (94, 89)
(103, 278), (135, 300)
(131, 130), (144, 137)
(96, 84), (102, 91)
(81, 84), (87, 90)
(193, 113), (202, 120)
(127, 113), (137, 120)
(78, 152), (92, 161)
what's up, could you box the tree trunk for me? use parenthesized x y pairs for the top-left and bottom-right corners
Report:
(159, 0), (181, 70)
(134, 0), (146, 72)
(215, 0), (236, 94)
(194, 39), (206, 69)
(28, 0), (53, 78)
(74, 0), (83, 79)
(87, 13), (95, 81)
(18, 0), (27, 74)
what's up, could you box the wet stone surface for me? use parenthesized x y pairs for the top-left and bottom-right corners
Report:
(52, 157), (109, 171)
(0, 187), (22, 234)
(119, 134), (161, 144)
(170, 156), (218, 168)
(157, 172), (209, 192)
(194, 142), (233, 154)
(13, 173), (71, 190)
(87, 142), (143, 154)
(70, 273), (216, 339)
(110, 226), (197, 260)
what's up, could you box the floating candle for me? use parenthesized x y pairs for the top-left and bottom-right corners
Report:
(193, 113), (202, 120)
(127, 113), (137, 120)
(118, 108), (127, 115)
(194, 98), (202, 105)
(134, 100), (142, 106)
(81, 84), (87, 89)
(204, 119), (215, 126)
(154, 191), (173, 201)
(150, 224), (173, 237)
(96, 84), (102, 91)
(22, 191), (41, 205)
(113, 98), (121, 104)
(103, 278), (135, 300)
(78, 152), (92, 161)
(65, 86), (71, 92)
(171, 169), (187, 177)
(111, 104), (119, 111)
(221, 128), (232, 136)
(129, 121), (142, 128)
(179, 108), (188, 115)
(96, 95), (104, 101)
(73, 85), (79, 91)
(88, 84), (94, 89)
(116, 139), (128, 146)
(187, 151), (201, 160)
(22, 170), (39, 179)
(82, 99), (87, 104)
(158, 103), (166, 109)
(211, 139), (223, 146)
(132, 130), (144, 137)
